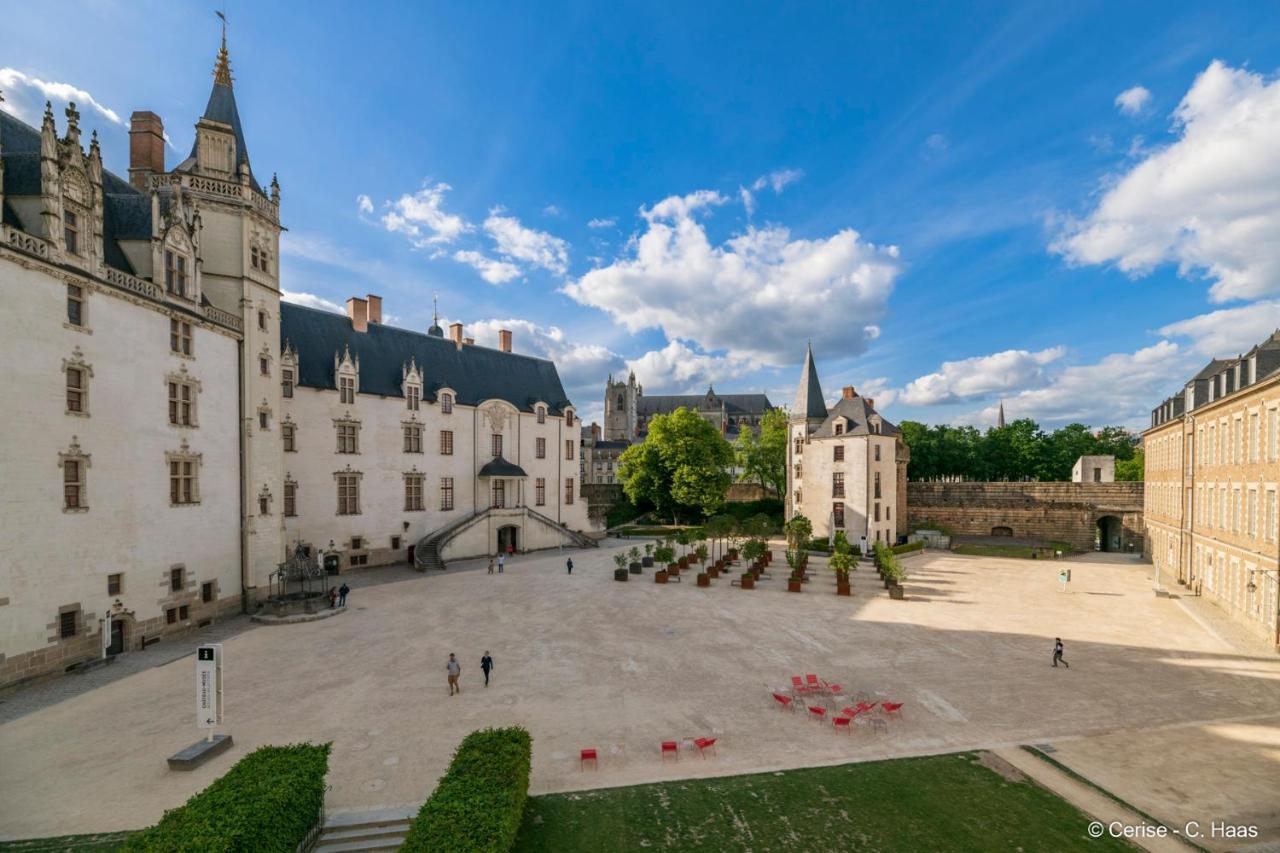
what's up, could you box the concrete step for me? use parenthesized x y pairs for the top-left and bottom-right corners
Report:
(322, 806), (416, 832)
(318, 824), (411, 844)
(313, 837), (406, 853)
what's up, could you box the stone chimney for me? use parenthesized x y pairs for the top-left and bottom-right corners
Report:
(346, 296), (369, 333)
(498, 328), (512, 352)
(842, 386), (856, 400)
(128, 111), (165, 191)
(865, 398), (875, 410)
(463, 336), (475, 346)
(366, 294), (382, 325)
(591, 422), (601, 441)
(450, 323), (464, 349)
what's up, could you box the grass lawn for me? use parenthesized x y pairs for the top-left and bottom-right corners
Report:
(952, 542), (1074, 560)
(514, 752), (1130, 853)
(0, 832), (135, 852)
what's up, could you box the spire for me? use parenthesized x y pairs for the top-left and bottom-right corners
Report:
(427, 292), (444, 337)
(997, 400), (1006, 429)
(793, 343), (828, 422)
(213, 11), (233, 88)
(184, 12), (260, 191)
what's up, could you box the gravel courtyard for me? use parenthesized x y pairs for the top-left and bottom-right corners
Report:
(1, 543), (1277, 843)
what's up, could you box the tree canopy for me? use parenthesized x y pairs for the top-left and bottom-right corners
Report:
(617, 407), (735, 523)
(900, 418), (1139, 481)
(733, 408), (788, 497)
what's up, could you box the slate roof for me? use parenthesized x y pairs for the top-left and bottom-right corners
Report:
(280, 302), (575, 414)
(793, 344), (828, 421)
(636, 389), (773, 416)
(173, 75), (264, 194)
(811, 395), (900, 438)
(478, 457), (528, 478)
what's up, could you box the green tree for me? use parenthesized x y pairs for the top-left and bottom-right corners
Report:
(618, 408), (734, 523)
(783, 514), (812, 551)
(734, 408), (788, 497)
(1115, 449), (1145, 481)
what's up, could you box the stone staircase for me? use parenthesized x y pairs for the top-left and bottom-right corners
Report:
(412, 507), (597, 572)
(313, 806), (415, 852)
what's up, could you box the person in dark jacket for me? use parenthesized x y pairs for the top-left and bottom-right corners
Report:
(480, 651), (494, 687)
(338, 582), (350, 607)
(1052, 638), (1069, 668)
(566, 558), (574, 574)
(328, 586), (337, 609)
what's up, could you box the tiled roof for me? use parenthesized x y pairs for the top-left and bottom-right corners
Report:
(478, 457), (528, 478)
(636, 391), (773, 415)
(811, 396), (900, 438)
(793, 344), (828, 421)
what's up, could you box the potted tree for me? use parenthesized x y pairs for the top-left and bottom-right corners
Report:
(739, 571), (755, 590)
(829, 550), (853, 596)
(676, 530), (691, 569)
(613, 552), (629, 582)
(654, 544), (675, 573)
(785, 550), (804, 592)
(628, 546), (643, 574)
(655, 566), (668, 584)
(642, 542), (655, 568)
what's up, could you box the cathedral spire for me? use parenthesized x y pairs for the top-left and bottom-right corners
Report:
(997, 400), (1006, 429)
(213, 11), (233, 88)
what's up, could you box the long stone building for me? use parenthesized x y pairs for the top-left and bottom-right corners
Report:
(1144, 331), (1280, 646)
(603, 371), (774, 441)
(0, 37), (588, 688)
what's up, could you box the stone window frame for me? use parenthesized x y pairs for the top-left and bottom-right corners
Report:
(832, 502), (845, 529)
(107, 573), (123, 596)
(833, 444), (844, 462)
(58, 436), (90, 512)
(335, 414), (361, 454)
(65, 282), (90, 333)
(283, 475), (298, 517)
(536, 437), (546, 459)
(59, 605), (81, 639)
(535, 477), (546, 506)
(258, 400), (273, 432)
(440, 476), (455, 511)
(565, 439), (575, 461)
(439, 388), (456, 415)
(202, 580), (216, 603)
(282, 418), (298, 452)
(403, 359), (424, 412)
(169, 316), (195, 358)
(170, 565), (186, 593)
(536, 405), (546, 424)
(403, 469), (425, 512)
(491, 433), (503, 459)
(62, 347), (93, 417)
(258, 483), (273, 516)
(165, 364), (202, 429)
(335, 466), (363, 516)
(335, 346), (360, 405)
(440, 429), (454, 456)
(832, 471), (845, 498)
(167, 439), (203, 506)
(63, 205), (83, 257)
(564, 408), (575, 428)
(164, 248), (191, 299)
(258, 344), (274, 379)
(403, 418), (424, 454)
(565, 477), (575, 505)
(280, 344), (298, 399)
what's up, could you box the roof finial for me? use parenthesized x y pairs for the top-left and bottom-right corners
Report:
(213, 11), (233, 88)
(432, 292), (439, 325)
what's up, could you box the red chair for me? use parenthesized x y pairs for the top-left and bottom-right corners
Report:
(881, 702), (904, 719)
(694, 737), (717, 758)
(791, 675), (809, 694)
(580, 748), (598, 771)
(832, 715), (853, 734)
(772, 692), (795, 711)
(807, 705), (827, 721)
(853, 701), (878, 715)
(661, 740), (679, 761)
(827, 684), (843, 696)
(805, 674), (822, 692)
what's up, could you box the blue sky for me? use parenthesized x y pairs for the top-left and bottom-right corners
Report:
(4, 1), (1280, 427)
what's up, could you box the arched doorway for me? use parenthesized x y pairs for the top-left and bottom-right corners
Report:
(991, 526), (1014, 537)
(497, 525), (520, 554)
(1096, 515), (1122, 552)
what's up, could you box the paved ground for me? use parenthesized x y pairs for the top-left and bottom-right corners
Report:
(1, 544), (1277, 846)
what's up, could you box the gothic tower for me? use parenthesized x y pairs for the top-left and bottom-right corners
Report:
(603, 371), (639, 441)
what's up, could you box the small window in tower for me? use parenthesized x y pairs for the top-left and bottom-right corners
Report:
(258, 310), (267, 330)
(63, 210), (79, 255)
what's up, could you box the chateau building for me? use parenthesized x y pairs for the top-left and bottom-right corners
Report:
(603, 371), (774, 441)
(0, 37), (587, 688)
(1145, 331), (1280, 646)
(580, 423), (627, 485)
(785, 345), (907, 545)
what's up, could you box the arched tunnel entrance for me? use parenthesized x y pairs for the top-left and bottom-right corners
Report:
(1096, 515), (1123, 552)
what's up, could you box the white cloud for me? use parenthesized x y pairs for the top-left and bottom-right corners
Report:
(587, 217), (617, 229)
(1158, 299), (1280, 356)
(924, 133), (949, 153)
(453, 250), (521, 285)
(356, 194), (374, 215)
(899, 347), (1066, 406)
(957, 341), (1189, 429)
(1055, 61), (1280, 302)
(752, 168), (804, 194)
(282, 290), (345, 314)
(466, 318), (625, 405)
(483, 210), (569, 275)
(626, 341), (752, 394)
(379, 182), (472, 247)
(0, 68), (123, 126)
(739, 186), (756, 217)
(542, 204), (562, 217)
(564, 188), (901, 365)
(1114, 85), (1152, 116)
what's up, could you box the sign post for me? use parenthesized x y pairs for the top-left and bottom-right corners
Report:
(196, 644), (223, 742)
(101, 612), (112, 660)
(1058, 568), (1071, 592)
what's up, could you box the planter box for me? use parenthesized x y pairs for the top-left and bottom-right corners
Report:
(740, 575), (755, 590)
(678, 557), (689, 569)
(787, 579), (803, 593)
(630, 562), (642, 574)
(707, 566), (720, 579)
(614, 569), (629, 582)
(667, 563), (680, 574)
(836, 582), (852, 596)
(696, 573), (711, 587)
(642, 557), (654, 567)
(889, 584), (904, 600)
(655, 571), (668, 584)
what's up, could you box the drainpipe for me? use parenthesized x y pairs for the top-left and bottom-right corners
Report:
(237, 339), (249, 613)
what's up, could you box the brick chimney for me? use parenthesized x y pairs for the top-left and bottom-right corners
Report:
(366, 294), (382, 325)
(128, 111), (165, 191)
(842, 386), (856, 399)
(463, 336), (475, 346)
(449, 323), (464, 349)
(346, 296), (369, 333)
(865, 398), (875, 410)
(591, 422), (601, 441)
(498, 328), (512, 352)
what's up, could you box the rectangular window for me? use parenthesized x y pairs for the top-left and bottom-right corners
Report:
(565, 411), (574, 427)
(440, 430), (454, 455)
(874, 502), (881, 522)
(403, 423), (423, 453)
(337, 423), (359, 454)
(259, 357), (270, 377)
(833, 445), (844, 462)
(337, 473), (360, 515)
(536, 437), (546, 459)
(565, 478), (575, 505)
(834, 422), (844, 435)
(282, 368), (294, 398)
(170, 319), (192, 355)
(440, 477), (454, 511)
(874, 444), (881, 462)
(63, 460), (84, 509)
(107, 573), (122, 596)
(66, 367), (85, 413)
(282, 423), (296, 452)
(874, 471), (881, 500)
(352, 537), (364, 551)
(535, 477), (546, 506)
(1250, 413), (1260, 462)
(406, 386), (420, 411)
(168, 382), (194, 426)
(794, 438), (804, 455)
(170, 567), (184, 592)
(258, 310), (267, 330)
(339, 376), (355, 405)
(491, 479), (506, 509)
(832, 472), (845, 498)
(251, 246), (260, 270)
(492, 433), (503, 458)
(405, 474), (424, 511)
(566, 439), (574, 460)
(202, 581), (214, 603)
(164, 251), (187, 297)
(166, 608), (177, 625)
(258, 492), (270, 514)
(67, 284), (84, 326)
(537, 407), (546, 424)
(170, 460), (197, 504)
(259, 411), (269, 431)
(391, 535), (402, 550)
(833, 502), (844, 528)
(284, 481), (297, 517)
(1247, 490), (1258, 538)
(441, 393), (453, 414)
(64, 209), (79, 255)
(179, 604), (189, 621)
(1268, 490), (1278, 542)
(60, 609), (77, 638)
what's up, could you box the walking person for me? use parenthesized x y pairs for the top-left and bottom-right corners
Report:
(1052, 637), (1069, 668)
(481, 651), (494, 687)
(487, 556), (495, 575)
(328, 586), (337, 609)
(338, 582), (350, 607)
(566, 557), (573, 575)
(497, 552), (505, 574)
(447, 653), (462, 695)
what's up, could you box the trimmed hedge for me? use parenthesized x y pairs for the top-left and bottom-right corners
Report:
(123, 743), (330, 852)
(402, 726), (532, 853)
(892, 541), (924, 555)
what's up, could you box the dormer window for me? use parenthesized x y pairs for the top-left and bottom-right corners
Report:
(834, 421), (844, 436)
(63, 210), (79, 255)
(537, 406), (546, 424)
(407, 385), (420, 411)
(441, 393), (454, 414)
(565, 409), (575, 428)
(165, 251), (188, 298)
(340, 376), (355, 405)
